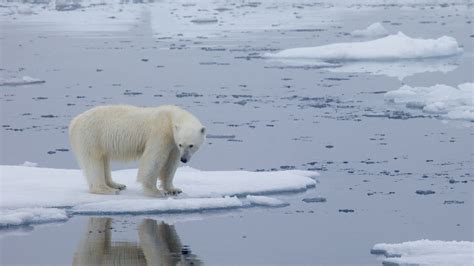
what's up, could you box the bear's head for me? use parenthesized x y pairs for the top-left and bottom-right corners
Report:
(173, 125), (206, 163)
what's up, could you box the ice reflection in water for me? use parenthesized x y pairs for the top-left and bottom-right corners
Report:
(73, 218), (201, 266)
(267, 57), (460, 81)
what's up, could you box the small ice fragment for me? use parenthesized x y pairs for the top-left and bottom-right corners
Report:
(302, 197), (327, 203)
(339, 209), (354, 213)
(246, 195), (288, 207)
(443, 200), (464, 204)
(385, 83), (474, 121)
(20, 161), (38, 167)
(191, 18), (218, 24)
(350, 22), (389, 38)
(371, 239), (474, 266)
(415, 190), (436, 195)
(0, 208), (68, 227)
(206, 134), (236, 139)
(0, 76), (45, 86)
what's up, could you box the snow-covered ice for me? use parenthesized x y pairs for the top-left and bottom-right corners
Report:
(265, 32), (462, 61)
(350, 22), (389, 38)
(72, 197), (243, 215)
(0, 76), (45, 86)
(385, 83), (474, 121)
(0, 165), (317, 225)
(371, 239), (474, 266)
(0, 208), (68, 228)
(245, 195), (288, 207)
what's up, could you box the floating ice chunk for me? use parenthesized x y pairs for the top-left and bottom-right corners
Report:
(206, 134), (236, 139)
(0, 76), (45, 86)
(371, 239), (474, 266)
(265, 32), (462, 61)
(0, 208), (68, 228)
(415, 190), (436, 195)
(385, 83), (474, 121)
(245, 195), (288, 207)
(351, 22), (389, 38)
(72, 197), (243, 215)
(20, 161), (38, 167)
(0, 166), (317, 219)
(302, 197), (327, 203)
(191, 18), (218, 24)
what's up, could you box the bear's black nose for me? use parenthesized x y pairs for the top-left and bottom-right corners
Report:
(181, 158), (188, 163)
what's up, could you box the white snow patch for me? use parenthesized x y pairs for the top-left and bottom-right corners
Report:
(0, 76), (45, 86)
(72, 196), (243, 215)
(265, 32), (462, 61)
(385, 83), (474, 121)
(351, 22), (389, 38)
(0, 208), (68, 228)
(371, 239), (474, 266)
(246, 195), (288, 207)
(0, 166), (317, 219)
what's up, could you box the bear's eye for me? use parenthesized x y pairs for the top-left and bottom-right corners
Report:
(189, 144), (194, 148)
(178, 144), (182, 147)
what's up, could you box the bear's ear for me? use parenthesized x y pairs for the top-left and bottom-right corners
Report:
(201, 127), (206, 134)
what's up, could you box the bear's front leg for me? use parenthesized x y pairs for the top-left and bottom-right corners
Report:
(160, 148), (182, 195)
(137, 147), (165, 197)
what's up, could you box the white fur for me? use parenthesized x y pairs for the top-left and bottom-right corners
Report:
(69, 105), (205, 196)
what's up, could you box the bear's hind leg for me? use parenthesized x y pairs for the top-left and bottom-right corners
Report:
(83, 157), (119, 195)
(104, 158), (126, 190)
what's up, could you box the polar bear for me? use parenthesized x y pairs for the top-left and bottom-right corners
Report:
(69, 105), (206, 196)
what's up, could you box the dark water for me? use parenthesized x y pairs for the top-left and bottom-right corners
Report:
(1, 1), (473, 265)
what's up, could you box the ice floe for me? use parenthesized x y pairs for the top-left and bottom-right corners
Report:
(0, 208), (68, 228)
(0, 76), (45, 86)
(350, 22), (389, 38)
(265, 32), (462, 61)
(371, 239), (474, 266)
(72, 197), (243, 215)
(245, 195), (288, 207)
(385, 83), (474, 121)
(0, 165), (317, 226)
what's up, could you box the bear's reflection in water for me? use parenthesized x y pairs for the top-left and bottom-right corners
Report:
(73, 218), (202, 266)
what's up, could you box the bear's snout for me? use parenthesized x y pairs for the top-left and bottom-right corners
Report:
(180, 158), (188, 163)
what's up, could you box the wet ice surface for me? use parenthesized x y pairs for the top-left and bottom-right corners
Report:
(1, 0), (473, 265)
(371, 240), (474, 266)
